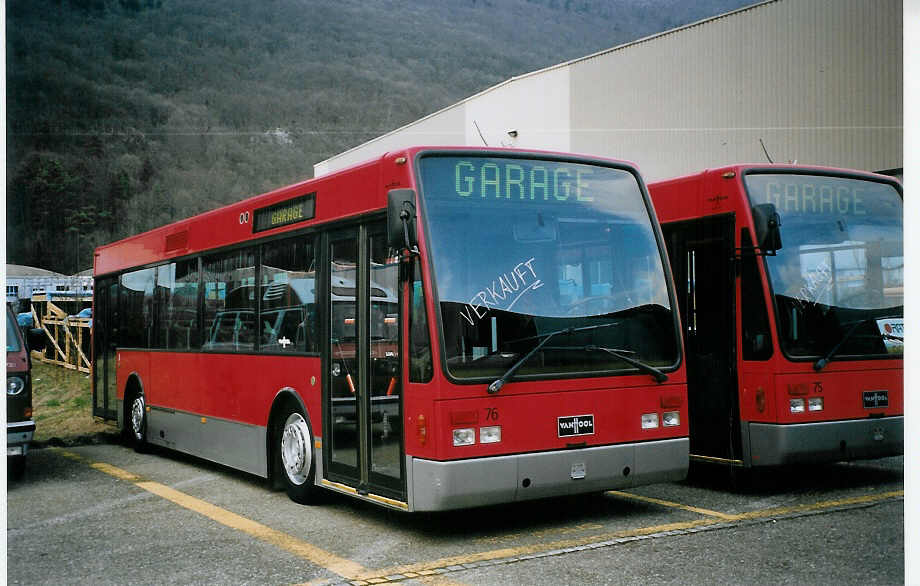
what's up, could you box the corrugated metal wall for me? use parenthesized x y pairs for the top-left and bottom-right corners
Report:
(464, 66), (572, 152)
(569, 0), (902, 180)
(316, 0), (902, 181)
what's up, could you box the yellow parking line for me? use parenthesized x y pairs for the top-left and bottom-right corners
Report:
(728, 490), (904, 521)
(58, 449), (366, 581)
(363, 518), (717, 581)
(91, 462), (141, 482)
(136, 480), (368, 578)
(364, 489), (903, 581)
(59, 449), (466, 586)
(58, 448), (900, 585)
(606, 488), (903, 523)
(606, 490), (736, 520)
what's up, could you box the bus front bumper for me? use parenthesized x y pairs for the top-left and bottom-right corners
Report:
(746, 416), (903, 467)
(409, 437), (688, 512)
(7, 420), (35, 457)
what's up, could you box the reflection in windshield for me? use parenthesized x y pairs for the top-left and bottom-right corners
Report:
(418, 155), (679, 380)
(745, 173), (903, 359)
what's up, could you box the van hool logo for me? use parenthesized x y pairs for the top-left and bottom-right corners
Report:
(863, 390), (889, 409)
(558, 415), (595, 437)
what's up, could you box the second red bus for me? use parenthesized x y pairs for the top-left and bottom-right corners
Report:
(648, 165), (903, 469)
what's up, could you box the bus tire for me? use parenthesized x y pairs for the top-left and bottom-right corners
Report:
(276, 406), (318, 504)
(127, 390), (149, 453)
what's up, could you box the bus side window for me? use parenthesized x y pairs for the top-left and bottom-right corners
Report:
(236, 311), (255, 348)
(409, 258), (433, 383)
(119, 267), (155, 349)
(260, 235), (317, 353)
(741, 229), (773, 360)
(202, 248), (257, 352)
(168, 259), (201, 350)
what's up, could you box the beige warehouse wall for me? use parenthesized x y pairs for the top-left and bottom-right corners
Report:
(314, 105), (466, 176)
(569, 0), (902, 181)
(317, 0), (902, 182)
(316, 67), (573, 175)
(463, 66), (572, 152)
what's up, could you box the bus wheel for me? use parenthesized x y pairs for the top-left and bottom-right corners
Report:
(277, 409), (318, 504)
(128, 391), (149, 453)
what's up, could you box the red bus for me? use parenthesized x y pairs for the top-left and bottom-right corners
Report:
(92, 147), (688, 511)
(648, 165), (902, 470)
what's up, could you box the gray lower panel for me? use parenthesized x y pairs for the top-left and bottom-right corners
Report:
(410, 438), (688, 512)
(147, 407), (268, 478)
(747, 417), (903, 467)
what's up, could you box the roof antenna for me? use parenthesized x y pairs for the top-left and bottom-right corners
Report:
(759, 138), (774, 163)
(473, 120), (489, 146)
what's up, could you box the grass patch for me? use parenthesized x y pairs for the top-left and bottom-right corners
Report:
(30, 358), (119, 443)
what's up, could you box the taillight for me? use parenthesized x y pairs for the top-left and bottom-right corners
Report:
(787, 383), (809, 396)
(416, 413), (427, 446)
(450, 410), (478, 425)
(660, 394), (683, 408)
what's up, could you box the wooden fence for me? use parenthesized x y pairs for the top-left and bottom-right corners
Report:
(30, 294), (92, 374)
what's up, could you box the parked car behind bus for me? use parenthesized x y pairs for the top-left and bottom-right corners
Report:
(7, 304), (45, 479)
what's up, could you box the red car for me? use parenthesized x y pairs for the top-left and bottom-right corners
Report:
(7, 304), (45, 479)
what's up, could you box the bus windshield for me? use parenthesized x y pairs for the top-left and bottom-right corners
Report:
(418, 155), (678, 381)
(745, 173), (903, 359)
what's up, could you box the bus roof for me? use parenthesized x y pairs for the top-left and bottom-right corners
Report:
(648, 163), (900, 189)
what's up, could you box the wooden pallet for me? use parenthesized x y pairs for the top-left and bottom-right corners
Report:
(31, 295), (92, 374)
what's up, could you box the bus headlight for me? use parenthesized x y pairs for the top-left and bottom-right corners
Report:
(452, 428), (475, 446)
(789, 398), (805, 413)
(807, 397), (824, 412)
(641, 413), (659, 429)
(7, 376), (26, 396)
(662, 411), (680, 427)
(480, 426), (501, 444)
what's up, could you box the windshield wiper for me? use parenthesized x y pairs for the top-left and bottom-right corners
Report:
(487, 322), (619, 394)
(813, 315), (901, 371)
(586, 345), (668, 383)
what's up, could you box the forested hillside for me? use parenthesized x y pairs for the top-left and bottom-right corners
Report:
(6, 0), (752, 274)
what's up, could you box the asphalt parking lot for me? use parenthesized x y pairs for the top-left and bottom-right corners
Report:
(6, 443), (904, 585)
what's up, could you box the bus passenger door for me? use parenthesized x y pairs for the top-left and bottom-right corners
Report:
(324, 222), (405, 501)
(663, 214), (741, 463)
(92, 277), (119, 421)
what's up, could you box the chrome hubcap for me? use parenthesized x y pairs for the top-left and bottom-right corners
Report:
(131, 395), (145, 440)
(281, 413), (311, 485)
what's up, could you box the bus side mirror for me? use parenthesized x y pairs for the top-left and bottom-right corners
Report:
(752, 203), (782, 255)
(387, 189), (418, 252)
